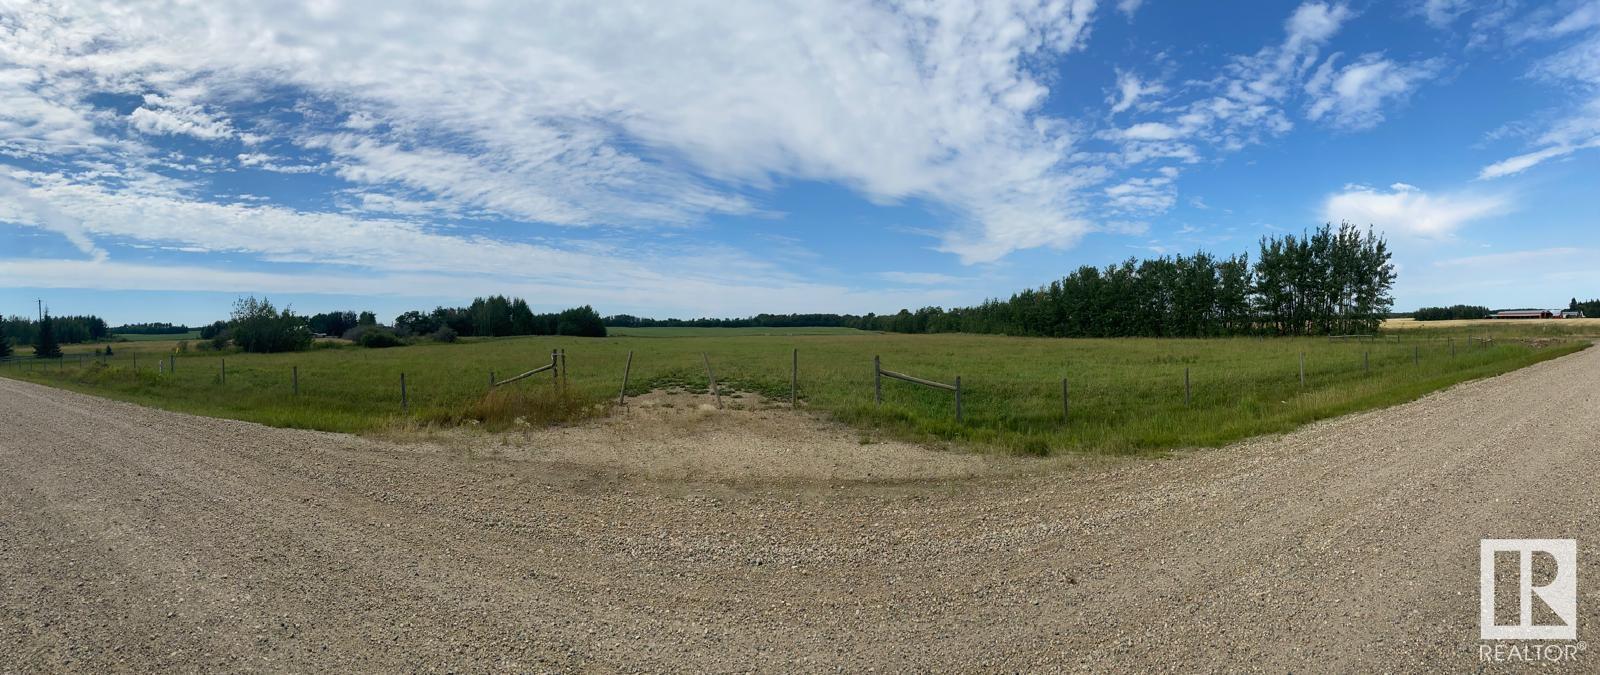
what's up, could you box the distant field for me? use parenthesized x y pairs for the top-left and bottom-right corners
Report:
(5, 330), (1585, 455)
(1383, 317), (1600, 337)
(606, 326), (870, 337)
(113, 331), (202, 341)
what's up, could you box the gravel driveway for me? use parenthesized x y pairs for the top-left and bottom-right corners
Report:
(3, 345), (1597, 672)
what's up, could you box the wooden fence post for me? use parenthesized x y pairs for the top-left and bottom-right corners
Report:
(400, 372), (408, 413)
(169, 354), (175, 374)
(618, 351), (634, 406)
(702, 352), (722, 409)
(551, 349), (558, 384)
(790, 348), (798, 409)
(1413, 345), (1419, 365)
(874, 355), (882, 405)
(954, 376), (962, 422)
(1185, 367), (1191, 406)
(1299, 352), (1305, 387)
(220, 358), (226, 384)
(559, 349), (567, 393)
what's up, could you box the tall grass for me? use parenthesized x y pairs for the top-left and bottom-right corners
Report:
(6, 330), (1586, 455)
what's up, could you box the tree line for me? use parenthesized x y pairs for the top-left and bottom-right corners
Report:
(112, 322), (192, 335)
(1569, 298), (1600, 317)
(2, 314), (109, 346)
(394, 296), (606, 339)
(196, 295), (607, 354)
(612, 222), (1396, 337)
(1412, 305), (1490, 321)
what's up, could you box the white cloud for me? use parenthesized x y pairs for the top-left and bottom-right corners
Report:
(1322, 183), (1509, 238)
(1116, 0), (1145, 19)
(1121, 122), (1182, 141)
(1112, 1), (1353, 165)
(0, 0), (1106, 264)
(1104, 174), (1177, 213)
(1418, 0), (1470, 29)
(1286, 2), (1354, 48)
(1479, 4), (1600, 179)
(1305, 53), (1443, 130)
(128, 102), (234, 140)
(1477, 141), (1600, 179)
(1109, 70), (1164, 114)
(237, 153), (326, 174)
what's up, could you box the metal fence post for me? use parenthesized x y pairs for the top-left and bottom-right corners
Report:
(293, 366), (299, 395)
(169, 354), (175, 373)
(1299, 352), (1305, 387)
(1414, 345), (1419, 365)
(790, 348), (798, 409)
(400, 372), (408, 413)
(1364, 351), (1369, 373)
(1185, 367), (1191, 406)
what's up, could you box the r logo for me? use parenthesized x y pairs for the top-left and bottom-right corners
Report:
(1480, 539), (1578, 640)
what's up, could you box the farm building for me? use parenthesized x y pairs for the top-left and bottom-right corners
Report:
(1561, 310), (1586, 318)
(1492, 309), (1554, 319)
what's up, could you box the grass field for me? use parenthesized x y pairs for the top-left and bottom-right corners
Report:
(112, 330), (203, 341)
(3, 327), (1586, 455)
(606, 326), (870, 337)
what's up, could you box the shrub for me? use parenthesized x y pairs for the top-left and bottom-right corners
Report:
(229, 297), (312, 353)
(431, 326), (458, 343)
(556, 305), (607, 337)
(358, 329), (403, 348)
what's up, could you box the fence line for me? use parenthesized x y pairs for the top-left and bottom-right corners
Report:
(0, 336), (1562, 431)
(874, 355), (962, 422)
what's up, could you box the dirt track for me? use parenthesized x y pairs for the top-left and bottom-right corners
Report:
(3, 346), (1599, 672)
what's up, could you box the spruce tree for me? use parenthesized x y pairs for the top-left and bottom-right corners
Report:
(33, 313), (62, 359)
(0, 333), (12, 359)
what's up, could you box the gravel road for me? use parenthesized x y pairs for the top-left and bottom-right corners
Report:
(3, 346), (1598, 672)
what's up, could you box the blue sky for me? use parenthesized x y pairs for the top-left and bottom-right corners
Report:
(2, 0), (1598, 326)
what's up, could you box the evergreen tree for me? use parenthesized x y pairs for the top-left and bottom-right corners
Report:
(34, 312), (62, 358)
(0, 333), (12, 358)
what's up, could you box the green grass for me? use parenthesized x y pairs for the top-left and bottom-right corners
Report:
(4, 328), (1586, 456)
